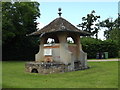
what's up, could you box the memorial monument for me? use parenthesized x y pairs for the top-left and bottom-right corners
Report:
(25, 8), (90, 74)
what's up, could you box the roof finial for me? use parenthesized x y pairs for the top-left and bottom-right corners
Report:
(58, 8), (62, 17)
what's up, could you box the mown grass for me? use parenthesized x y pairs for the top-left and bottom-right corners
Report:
(0, 61), (2, 88)
(2, 61), (118, 88)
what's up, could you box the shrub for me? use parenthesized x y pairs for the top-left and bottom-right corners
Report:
(81, 37), (119, 59)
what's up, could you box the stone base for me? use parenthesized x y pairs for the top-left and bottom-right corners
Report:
(25, 62), (89, 74)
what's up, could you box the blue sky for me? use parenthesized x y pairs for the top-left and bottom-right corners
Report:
(36, 2), (118, 40)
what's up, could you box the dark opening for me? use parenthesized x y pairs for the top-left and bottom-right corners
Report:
(74, 61), (81, 69)
(31, 69), (38, 73)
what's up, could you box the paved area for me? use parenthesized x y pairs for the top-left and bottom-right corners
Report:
(88, 59), (120, 62)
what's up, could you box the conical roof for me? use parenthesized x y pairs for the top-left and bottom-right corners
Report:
(27, 17), (90, 36)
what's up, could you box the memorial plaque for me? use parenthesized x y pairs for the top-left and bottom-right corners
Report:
(44, 49), (52, 56)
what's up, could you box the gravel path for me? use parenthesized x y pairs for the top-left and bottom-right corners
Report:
(88, 59), (120, 62)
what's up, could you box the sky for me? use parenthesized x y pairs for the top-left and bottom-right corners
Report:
(36, 1), (118, 40)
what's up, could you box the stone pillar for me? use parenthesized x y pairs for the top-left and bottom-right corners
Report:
(58, 33), (72, 65)
(73, 34), (87, 68)
(35, 37), (45, 62)
(79, 43), (88, 68)
(73, 34), (81, 60)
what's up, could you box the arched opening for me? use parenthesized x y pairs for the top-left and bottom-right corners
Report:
(67, 36), (77, 61)
(44, 35), (59, 44)
(31, 69), (38, 73)
(67, 37), (75, 44)
(47, 38), (55, 44)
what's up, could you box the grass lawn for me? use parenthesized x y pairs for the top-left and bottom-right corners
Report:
(0, 61), (2, 88)
(2, 61), (118, 88)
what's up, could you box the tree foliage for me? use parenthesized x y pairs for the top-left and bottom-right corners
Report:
(2, 2), (40, 44)
(77, 10), (100, 39)
(109, 29), (120, 43)
(2, 2), (40, 60)
(109, 16), (120, 50)
(99, 15), (120, 50)
(100, 14), (120, 39)
(99, 18), (115, 39)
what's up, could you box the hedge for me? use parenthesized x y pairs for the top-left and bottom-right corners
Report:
(81, 37), (119, 59)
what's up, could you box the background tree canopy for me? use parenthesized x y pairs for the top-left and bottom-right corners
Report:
(77, 10), (100, 39)
(2, 2), (40, 61)
(78, 11), (120, 59)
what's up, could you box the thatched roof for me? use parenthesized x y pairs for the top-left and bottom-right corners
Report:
(27, 17), (90, 36)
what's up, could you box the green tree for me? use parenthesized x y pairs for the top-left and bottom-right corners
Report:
(2, 2), (40, 44)
(99, 17), (114, 39)
(114, 14), (120, 29)
(100, 15), (120, 43)
(109, 16), (120, 50)
(2, 2), (40, 60)
(109, 29), (120, 43)
(77, 10), (100, 39)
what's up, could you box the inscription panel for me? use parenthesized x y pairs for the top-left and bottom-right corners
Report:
(44, 49), (52, 56)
